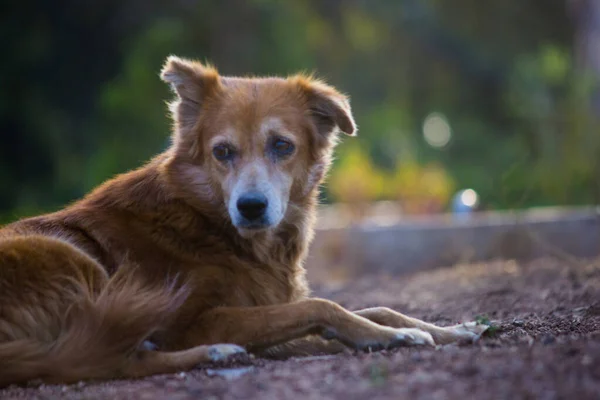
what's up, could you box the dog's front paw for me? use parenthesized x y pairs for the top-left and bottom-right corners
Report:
(206, 344), (248, 363)
(390, 328), (435, 347)
(448, 321), (489, 342)
(347, 327), (435, 351)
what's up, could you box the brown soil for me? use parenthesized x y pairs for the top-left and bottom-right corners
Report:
(2, 258), (599, 399)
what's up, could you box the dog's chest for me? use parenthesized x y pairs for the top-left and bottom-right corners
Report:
(209, 229), (310, 307)
(125, 212), (311, 307)
(184, 257), (308, 309)
(228, 261), (309, 306)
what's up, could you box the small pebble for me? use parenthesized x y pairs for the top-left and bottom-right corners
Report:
(206, 367), (255, 380)
(582, 355), (593, 366)
(541, 334), (555, 345)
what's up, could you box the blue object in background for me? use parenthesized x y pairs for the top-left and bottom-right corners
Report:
(452, 189), (479, 218)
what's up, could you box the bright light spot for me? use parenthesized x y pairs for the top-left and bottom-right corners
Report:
(460, 189), (478, 207)
(423, 112), (452, 148)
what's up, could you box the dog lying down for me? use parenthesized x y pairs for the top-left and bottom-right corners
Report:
(0, 56), (488, 386)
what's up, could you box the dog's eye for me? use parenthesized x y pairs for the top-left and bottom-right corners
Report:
(271, 138), (295, 157)
(213, 144), (235, 162)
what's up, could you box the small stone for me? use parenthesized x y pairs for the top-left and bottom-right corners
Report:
(582, 355), (593, 366)
(541, 334), (555, 345)
(206, 366), (255, 380)
(512, 319), (525, 327)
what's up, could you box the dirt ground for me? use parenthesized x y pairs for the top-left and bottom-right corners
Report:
(2, 257), (599, 399)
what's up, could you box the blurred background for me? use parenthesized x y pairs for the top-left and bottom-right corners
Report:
(1, 0), (599, 224)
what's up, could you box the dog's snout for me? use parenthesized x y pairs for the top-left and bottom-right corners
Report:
(237, 193), (268, 221)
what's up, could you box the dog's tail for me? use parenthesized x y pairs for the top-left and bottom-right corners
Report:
(0, 268), (189, 387)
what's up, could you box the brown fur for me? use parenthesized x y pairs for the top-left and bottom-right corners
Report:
(0, 56), (486, 386)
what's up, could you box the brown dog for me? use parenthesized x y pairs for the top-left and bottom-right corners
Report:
(0, 56), (487, 386)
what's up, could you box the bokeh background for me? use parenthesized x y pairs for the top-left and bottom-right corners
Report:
(1, 0), (599, 223)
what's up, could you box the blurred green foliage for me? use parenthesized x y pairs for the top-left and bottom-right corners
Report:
(329, 145), (454, 215)
(1, 0), (598, 222)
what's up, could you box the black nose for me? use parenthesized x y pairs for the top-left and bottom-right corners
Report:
(237, 193), (268, 221)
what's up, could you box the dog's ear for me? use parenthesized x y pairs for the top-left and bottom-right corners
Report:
(160, 56), (221, 134)
(293, 76), (357, 137)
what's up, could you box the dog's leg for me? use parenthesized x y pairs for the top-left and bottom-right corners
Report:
(121, 344), (247, 378)
(182, 298), (434, 353)
(354, 307), (488, 345)
(257, 336), (348, 359)
(252, 306), (488, 358)
(258, 305), (489, 358)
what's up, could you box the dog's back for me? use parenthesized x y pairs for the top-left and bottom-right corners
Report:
(0, 162), (193, 385)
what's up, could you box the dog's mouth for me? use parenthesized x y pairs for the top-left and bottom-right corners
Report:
(228, 208), (279, 235)
(234, 220), (276, 239)
(236, 218), (272, 231)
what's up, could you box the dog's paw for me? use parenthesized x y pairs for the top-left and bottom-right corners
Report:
(391, 328), (435, 347)
(448, 321), (489, 342)
(351, 328), (435, 351)
(206, 344), (248, 363)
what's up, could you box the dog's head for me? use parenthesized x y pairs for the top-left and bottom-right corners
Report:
(161, 56), (356, 235)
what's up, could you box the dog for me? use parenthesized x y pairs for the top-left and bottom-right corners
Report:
(0, 56), (487, 386)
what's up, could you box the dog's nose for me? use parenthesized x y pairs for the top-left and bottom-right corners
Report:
(237, 193), (268, 221)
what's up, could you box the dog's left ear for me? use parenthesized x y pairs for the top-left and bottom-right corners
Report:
(160, 56), (221, 135)
(293, 76), (357, 137)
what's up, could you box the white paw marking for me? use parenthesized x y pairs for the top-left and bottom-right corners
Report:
(207, 344), (247, 362)
(394, 328), (435, 346)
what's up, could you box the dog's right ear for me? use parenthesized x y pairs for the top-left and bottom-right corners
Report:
(160, 56), (221, 135)
(290, 75), (357, 138)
